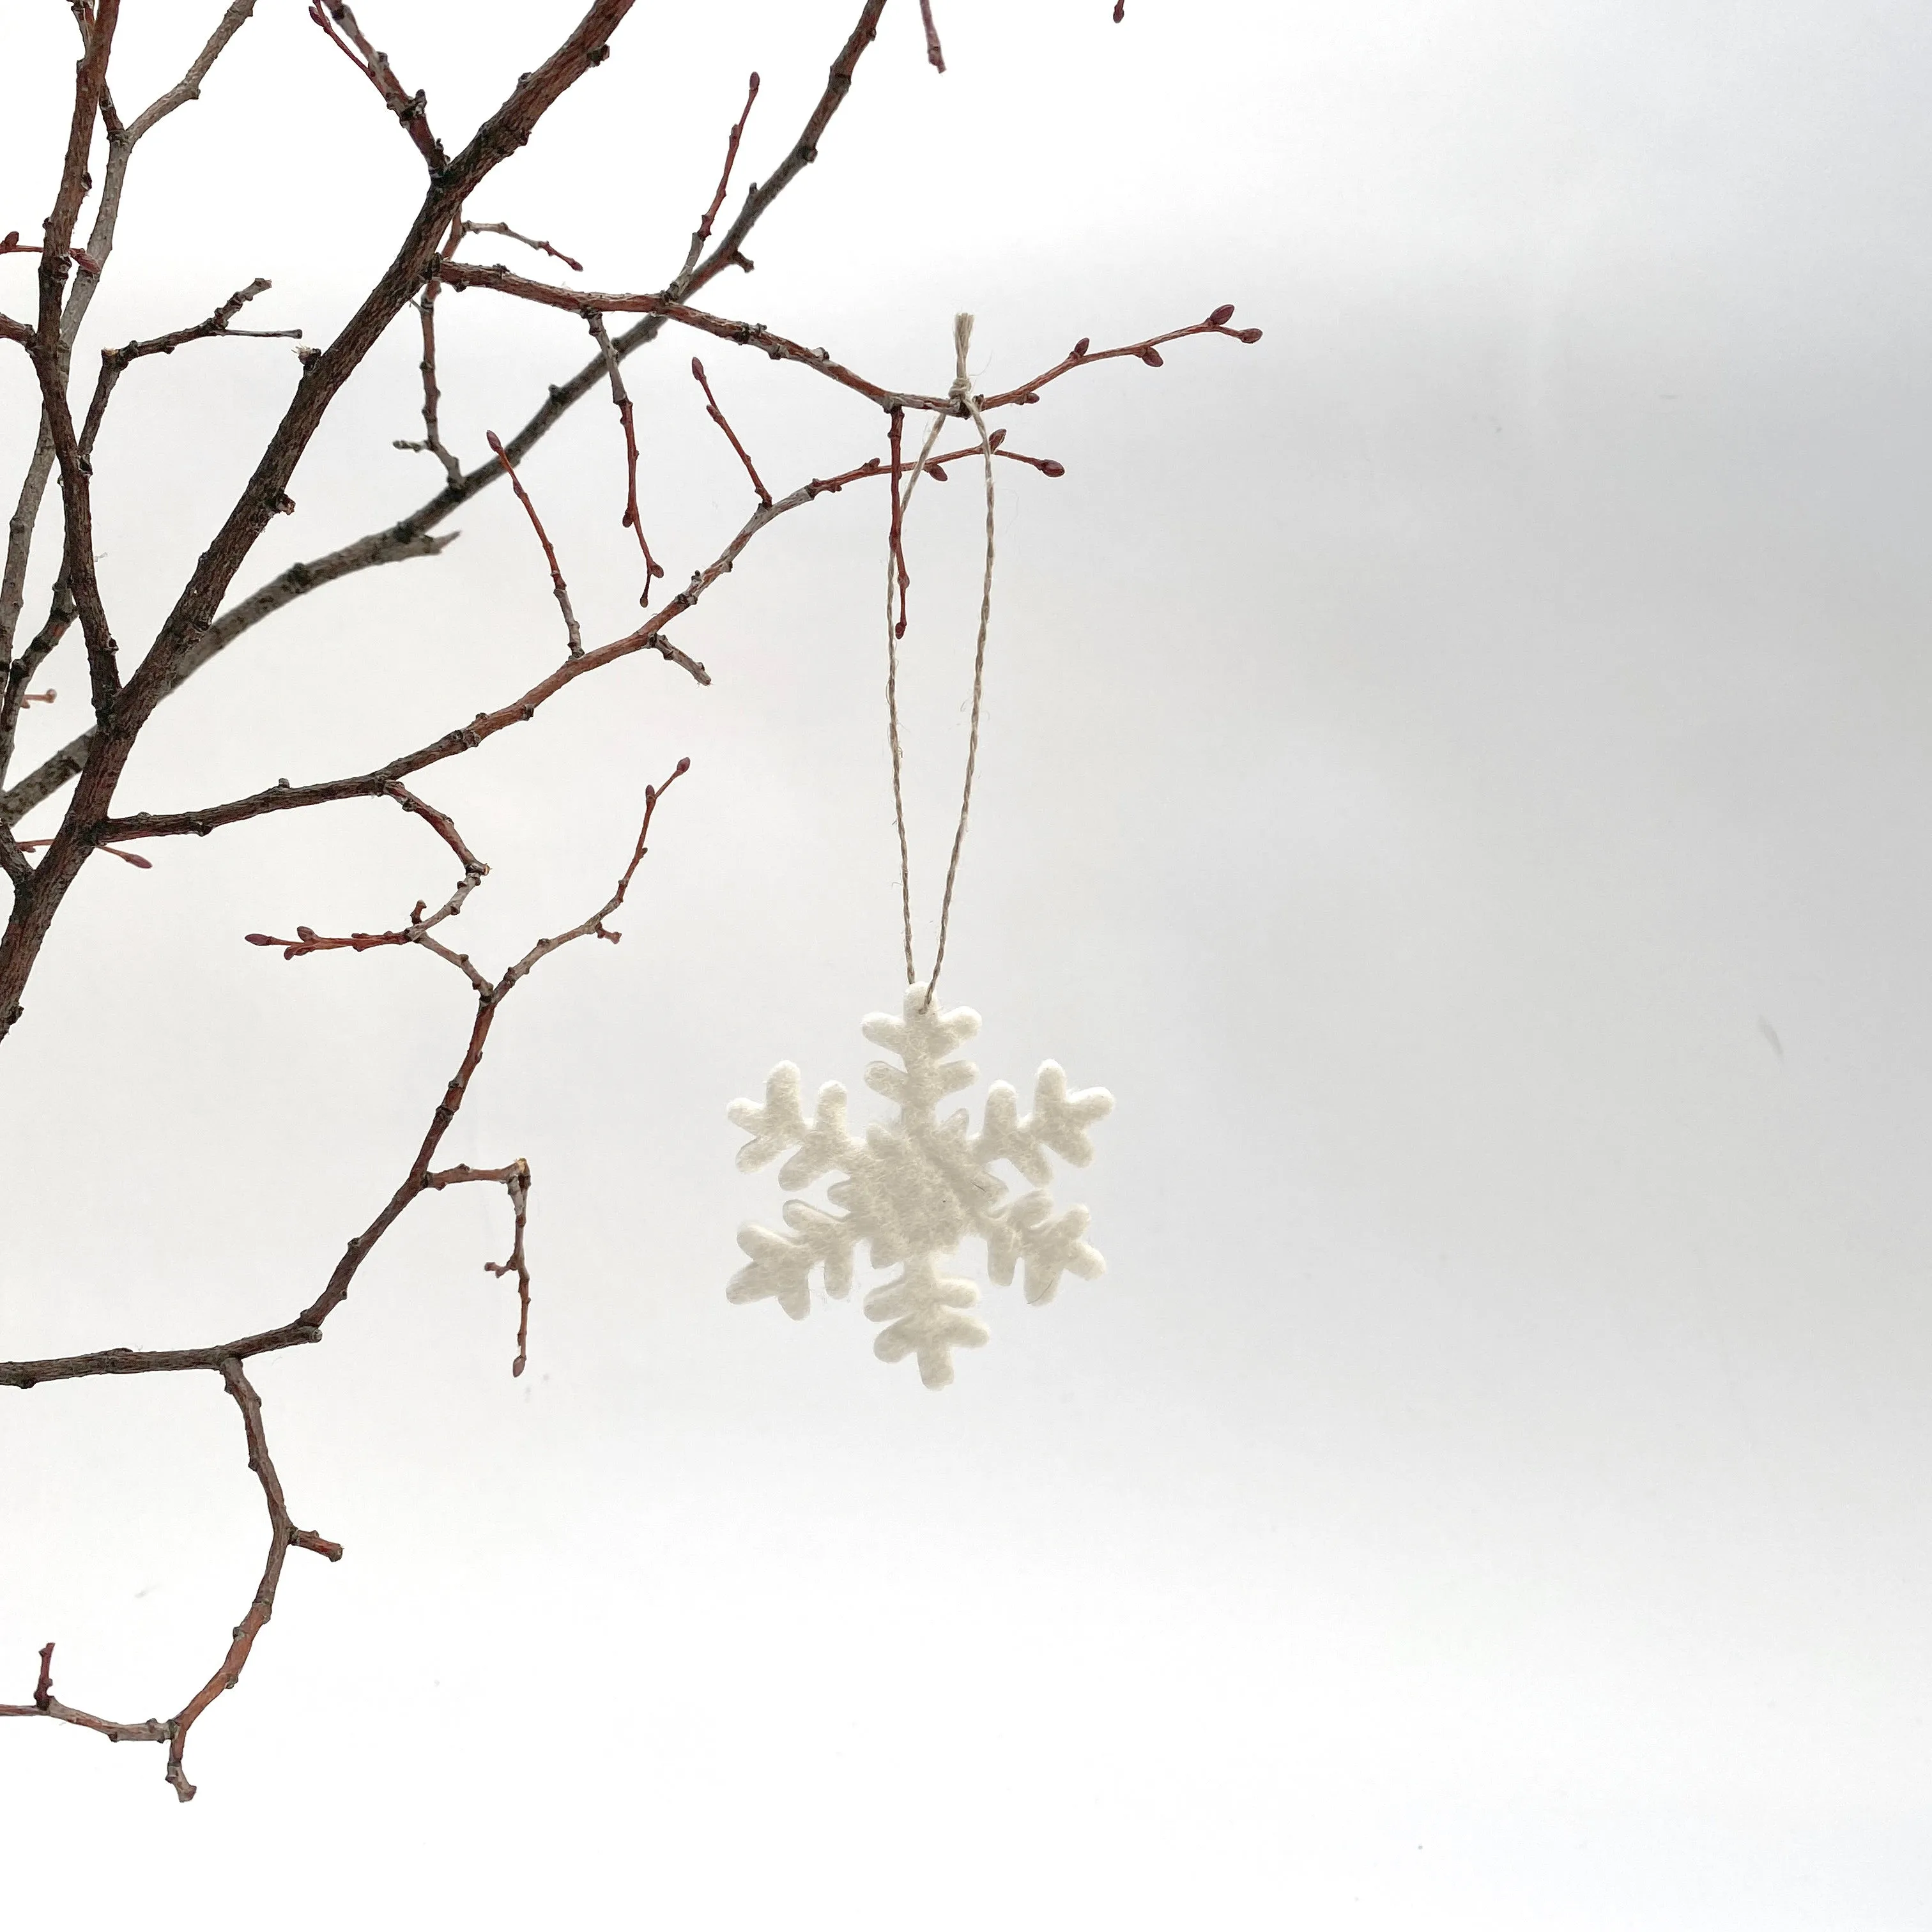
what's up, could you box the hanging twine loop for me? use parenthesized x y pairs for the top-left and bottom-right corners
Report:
(884, 312), (997, 1009)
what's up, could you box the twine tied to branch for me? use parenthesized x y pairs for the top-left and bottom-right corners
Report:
(885, 312), (996, 1009)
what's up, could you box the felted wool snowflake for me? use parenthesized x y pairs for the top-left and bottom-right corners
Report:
(726, 985), (1114, 1388)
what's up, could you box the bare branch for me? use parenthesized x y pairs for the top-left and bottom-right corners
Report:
(162, 1358), (343, 1801)
(486, 430), (583, 657)
(1, 3), (260, 684)
(3, 0), (900, 830)
(0, 1), (636, 1046)
(680, 0), (889, 302)
(125, 1), (259, 144)
(919, 0), (947, 73)
(0, 0), (1245, 1802)
(0, 1358), (341, 1801)
(306, 1), (448, 172)
(439, 262), (1263, 416)
(689, 355), (771, 505)
(392, 221), (465, 485)
(79, 279), (300, 461)
(587, 312), (664, 602)
(460, 218), (583, 273)
(677, 71), (760, 282)
(425, 1162), (535, 1375)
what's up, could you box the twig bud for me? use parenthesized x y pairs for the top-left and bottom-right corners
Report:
(1236, 327), (1263, 343)
(1140, 346), (1164, 367)
(1208, 303), (1236, 326)
(1070, 337), (1090, 360)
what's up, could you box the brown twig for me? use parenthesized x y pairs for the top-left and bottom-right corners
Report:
(393, 217), (464, 485)
(2, 759), (687, 1793)
(459, 219), (583, 273)
(3, 0), (894, 834)
(87, 431), (1071, 857)
(162, 1358), (344, 1800)
(19, 836), (149, 868)
(0, 0), (1245, 1807)
(1, 1), (259, 710)
(919, 0), (947, 73)
(485, 431), (583, 656)
(687, 0), (888, 302)
(887, 405), (910, 638)
(306, 0), (448, 171)
(587, 312), (664, 601)
(0, 1358), (342, 1801)
(78, 279), (300, 463)
(689, 355), (771, 505)
(438, 263), (1263, 418)
(425, 1161), (533, 1374)
(679, 72), (760, 281)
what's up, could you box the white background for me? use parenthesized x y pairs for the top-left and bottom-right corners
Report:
(3, 2), (1931, 1924)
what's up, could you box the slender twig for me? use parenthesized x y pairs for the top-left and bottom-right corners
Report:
(19, 837), (149, 868)
(90, 433), (1068, 854)
(485, 431), (583, 657)
(3, 0), (894, 832)
(689, 356), (771, 505)
(1, 760), (688, 1797)
(306, 0), (448, 171)
(887, 405), (909, 638)
(919, 0), (947, 73)
(392, 217), (465, 485)
(438, 264), (1264, 417)
(678, 71), (760, 281)
(0, 586), (73, 793)
(0, 1358), (342, 1802)
(79, 279), (300, 462)
(588, 312), (664, 601)
(0, 0), (1245, 1805)
(162, 1357), (344, 1800)
(459, 219), (583, 273)
(1, 2), (259, 686)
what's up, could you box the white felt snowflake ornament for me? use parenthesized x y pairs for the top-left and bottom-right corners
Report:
(726, 986), (1114, 1388)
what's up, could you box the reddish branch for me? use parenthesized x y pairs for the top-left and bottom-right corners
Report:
(588, 312), (665, 601)
(0, 0), (634, 1044)
(486, 430), (585, 656)
(2, 0), (890, 836)
(0, 1357), (344, 1800)
(919, 0), (947, 73)
(0, 0), (1248, 1805)
(459, 218), (583, 273)
(680, 72), (760, 280)
(86, 433), (1089, 856)
(392, 218), (465, 485)
(435, 261), (1262, 416)
(888, 406), (910, 637)
(689, 355), (772, 505)
(79, 279), (301, 463)
(2, 757), (688, 1793)
(307, 0), (448, 172)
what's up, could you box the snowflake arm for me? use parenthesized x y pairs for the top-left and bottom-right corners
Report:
(726, 986), (1113, 1386)
(863, 1256), (989, 1389)
(974, 1062), (1114, 1184)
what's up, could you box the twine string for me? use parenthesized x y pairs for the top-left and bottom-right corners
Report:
(884, 312), (997, 1008)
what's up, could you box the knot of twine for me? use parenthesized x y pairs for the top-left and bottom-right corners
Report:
(886, 313), (997, 1009)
